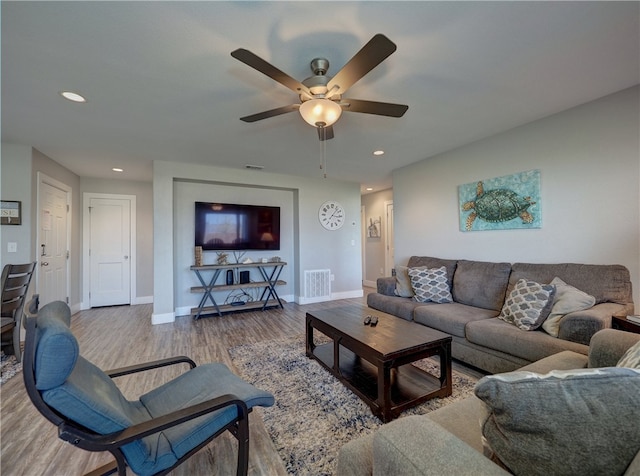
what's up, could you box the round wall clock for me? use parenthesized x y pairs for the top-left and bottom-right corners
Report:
(318, 200), (345, 230)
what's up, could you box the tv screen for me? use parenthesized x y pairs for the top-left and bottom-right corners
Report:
(195, 202), (280, 251)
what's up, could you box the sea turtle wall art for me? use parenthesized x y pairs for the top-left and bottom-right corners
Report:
(458, 170), (541, 231)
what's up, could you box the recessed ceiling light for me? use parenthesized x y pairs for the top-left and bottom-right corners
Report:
(373, 150), (385, 156)
(112, 168), (123, 172)
(366, 187), (374, 191)
(60, 91), (87, 103)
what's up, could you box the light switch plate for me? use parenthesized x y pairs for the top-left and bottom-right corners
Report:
(7, 242), (17, 253)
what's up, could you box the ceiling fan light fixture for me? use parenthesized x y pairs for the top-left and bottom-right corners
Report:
(299, 98), (342, 127)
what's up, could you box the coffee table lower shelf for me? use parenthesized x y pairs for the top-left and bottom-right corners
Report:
(308, 342), (449, 422)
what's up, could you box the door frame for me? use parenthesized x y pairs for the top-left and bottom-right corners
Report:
(36, 172), (71, 306)
(384, 200), (394, 276)
(82, 192), (137, 310)
(360, 205), (367, 286)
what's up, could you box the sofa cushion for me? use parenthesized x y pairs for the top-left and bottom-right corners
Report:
(498, 279), (556, 331)
(393, 265), (414, 298)
(414, 303), (498, 338)
(542, 277), (596, 337)
(465, 318), (588, 363)
(475, 367), (640, 476)
(510, 262), (632, 306)
(408, 266), (453, 303)
(366, 293), (426, 321)
(372, 416), (510, 476)
(617, 340), (640, 369)
(406, 256), (457, 288)
(451, 260), (511, 311)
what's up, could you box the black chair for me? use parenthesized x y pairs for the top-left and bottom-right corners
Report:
(22, 299), (275, 476)
(1, 262), (36, 362)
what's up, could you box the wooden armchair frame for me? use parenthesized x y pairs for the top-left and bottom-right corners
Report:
(23, 311), (253, 476)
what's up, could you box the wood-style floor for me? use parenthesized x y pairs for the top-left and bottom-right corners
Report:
(1, 291), (484, 476)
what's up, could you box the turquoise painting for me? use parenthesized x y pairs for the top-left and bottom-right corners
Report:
(459, 170), (541, 232)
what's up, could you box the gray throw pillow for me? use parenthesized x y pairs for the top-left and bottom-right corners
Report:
(542, 277), (596, 337)
(394, 265), (414, 298)
(408, 266), (453, 303)
(499, 278), (556, 330)
(475, 367), (640, 476)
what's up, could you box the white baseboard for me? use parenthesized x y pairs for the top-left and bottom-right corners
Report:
(332, 289), (364, 300)
(296, 289), (364, 305)
(362, 280), (377, 288)
(133, 295), (153, 305)
(174, 306), (192, 317)
(296, 295), (331, 305)
(152, 311), (175, 325)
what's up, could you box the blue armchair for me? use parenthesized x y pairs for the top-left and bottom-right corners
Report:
(22, 300), (274, 476)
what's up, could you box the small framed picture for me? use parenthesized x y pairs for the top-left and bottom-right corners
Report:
(1, 200), (22, 225)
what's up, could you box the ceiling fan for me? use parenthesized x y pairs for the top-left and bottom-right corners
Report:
(231, 34), (409, 141)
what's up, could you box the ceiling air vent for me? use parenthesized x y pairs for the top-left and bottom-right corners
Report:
(245, 164), (264, 170)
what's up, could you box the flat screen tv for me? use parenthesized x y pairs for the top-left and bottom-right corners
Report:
(195, 202), (281, 251)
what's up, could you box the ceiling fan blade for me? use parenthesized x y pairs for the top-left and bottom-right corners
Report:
(317, 125), (335, 141)
(231, 49), (311, 96)
(240, 104), (299, 123)
(326, 34), (397, 95)
(340, 98), (408, 117)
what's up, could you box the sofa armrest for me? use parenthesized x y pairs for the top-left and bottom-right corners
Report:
(337, 433), (375, 476)
(376, 277), (397, 296)
(371, 416), (509, 476)
(558, 302), (631, 345)
(588, 328), (640, 368)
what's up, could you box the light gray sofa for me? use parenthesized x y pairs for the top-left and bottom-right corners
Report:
(367, 256), (634, 374)
(337, 329), (640, 475)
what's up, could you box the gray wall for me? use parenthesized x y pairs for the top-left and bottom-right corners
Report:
(1, 146), (82, 310)
(173, 180), (295, 315)
(152, 161), (363, 323)
(1, 146), (155, 311)
(393, 86), (640, 306)
(1, 144), (32, 265)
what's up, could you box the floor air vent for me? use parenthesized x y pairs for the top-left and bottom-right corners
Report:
(304, 269), (331, 301)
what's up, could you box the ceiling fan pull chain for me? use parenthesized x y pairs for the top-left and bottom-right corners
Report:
(317, 123), (328, 178)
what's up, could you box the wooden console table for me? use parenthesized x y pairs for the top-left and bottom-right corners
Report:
(190, 262), (286, 319)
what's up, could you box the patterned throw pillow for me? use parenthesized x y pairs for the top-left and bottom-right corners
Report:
(617, 340), (640, 369)
(408, 266), (453, 303)
(499, 279), (556, 330)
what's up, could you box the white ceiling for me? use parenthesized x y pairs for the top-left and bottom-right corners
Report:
(2, 1), (639, 193)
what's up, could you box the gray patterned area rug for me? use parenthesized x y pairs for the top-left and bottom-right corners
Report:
(1, 351), (22, 385)
(229, 337), (478, 476)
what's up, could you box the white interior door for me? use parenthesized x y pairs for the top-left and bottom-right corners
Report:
(384, 201), (395, 275)
(89, 197), (131, 307)
(38, 176), (70, 306)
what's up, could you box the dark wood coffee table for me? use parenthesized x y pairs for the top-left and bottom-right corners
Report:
(305, 306), (452, 422)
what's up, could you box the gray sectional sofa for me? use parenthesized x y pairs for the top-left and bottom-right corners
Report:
(368, 256), (634, 374)
(337, 329), (640, 475)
